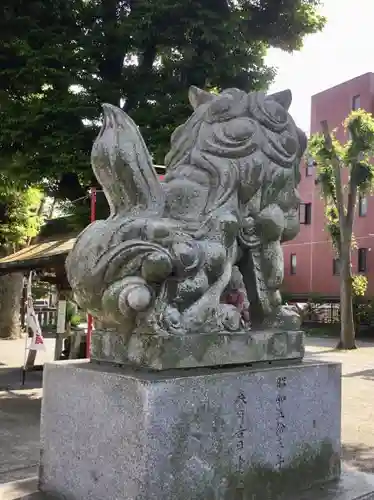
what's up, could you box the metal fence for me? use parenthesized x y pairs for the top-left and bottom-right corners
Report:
(285, 296), (374, 333)
(302, 303), (340, 325)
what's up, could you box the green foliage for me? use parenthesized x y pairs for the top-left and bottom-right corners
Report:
(352, 274), (368, 297)
(308, 109), (374, 307)
(308, 110), (374, 250)
(0, 179), (44, 253)
(0, 0), (325, 201)
(324, 205), (340, 251)
(309, 110), (374, 200)
(345, 111), (374, 192)
(70, 314), (83, 327)
(31, 280), (51, 300)
(66, 301), (82, 327)
(354, 297), (374, 326)
(38, 215), (79, 239)
(309, 132), (341, 200)
(345, 110), (374, 156)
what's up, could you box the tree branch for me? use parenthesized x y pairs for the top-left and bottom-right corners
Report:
(320, 120), (347, 241)
(346, 187), (357, 238)
(123, 42), (157, 113)
(346, 152), (364, 238)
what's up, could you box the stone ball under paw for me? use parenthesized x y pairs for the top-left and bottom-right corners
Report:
(119, 285), (152, 313)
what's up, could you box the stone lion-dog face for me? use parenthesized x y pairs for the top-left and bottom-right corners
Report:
(164, 86), (307, 242)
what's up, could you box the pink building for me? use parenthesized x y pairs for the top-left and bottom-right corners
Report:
(283, 73), (374, 297)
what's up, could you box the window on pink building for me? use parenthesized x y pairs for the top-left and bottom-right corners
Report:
(352, 95), (360, 110)
(332, 258), (340, 276)
(358, 248), (368, 273)
(290, 254), (297, 275)
(299, 203), (312, 225)
(359, 195), (367, 217)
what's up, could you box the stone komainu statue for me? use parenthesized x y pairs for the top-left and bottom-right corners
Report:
(66, 87), (307, 337)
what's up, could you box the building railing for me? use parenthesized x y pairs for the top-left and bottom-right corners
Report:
(34, 307), (57, 329)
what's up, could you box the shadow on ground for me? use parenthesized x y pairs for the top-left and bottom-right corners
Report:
(343, 368), (374, 381)
(0, 390), (41, 485)
(0, 391), (41, 411)
(342, 443), (374, 473)
(305, 336), (374, 349)
(0, 368), (43, 392)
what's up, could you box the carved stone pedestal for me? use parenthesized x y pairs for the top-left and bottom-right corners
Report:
(39, 358), (341, 500)
(5, 467), (374, 499)
(91, 328), (305, 370)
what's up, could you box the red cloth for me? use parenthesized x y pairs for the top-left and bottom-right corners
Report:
(224, 290), (250, 323)
(226, 291), (245, 308)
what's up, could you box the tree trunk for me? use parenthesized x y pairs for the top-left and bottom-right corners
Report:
(0, 273), (24, 339)
(320, 119), (359, 350)
(338, 250), (356, 350)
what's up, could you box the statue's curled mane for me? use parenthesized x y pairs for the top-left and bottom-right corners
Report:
(66, 85), (307, 335)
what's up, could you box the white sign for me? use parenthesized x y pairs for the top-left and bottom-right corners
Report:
(26, 273), (46, 352)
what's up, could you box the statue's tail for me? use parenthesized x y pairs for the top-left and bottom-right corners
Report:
(91, 103), (164, 217)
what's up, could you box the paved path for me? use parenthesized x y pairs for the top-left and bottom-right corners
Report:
(305, 337), (374, 472)
(0, 337), (55, 483)
(0, 336), (55, 369)
(0, 336), (374, 485)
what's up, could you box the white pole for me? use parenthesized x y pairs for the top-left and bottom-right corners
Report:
(54, 299), (67, 360)
(22, 272), (32, 369)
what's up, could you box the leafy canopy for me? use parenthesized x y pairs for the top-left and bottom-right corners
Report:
(308, 109), (374, 296)
(309, 109), (374, 215)
(309, 110), (374, 196)
(0, 179), (44, 254)
(0, 0), (325, 199)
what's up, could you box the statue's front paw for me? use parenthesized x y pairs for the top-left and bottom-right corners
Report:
(102, 277), (153, 327)
(161, 306), (183, 333)
(119, 284), (152, 313)
(256, 204), (285, 241)
(219, 304), (242, 332)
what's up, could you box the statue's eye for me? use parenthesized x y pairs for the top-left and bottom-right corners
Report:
(209, 96), (232, 116)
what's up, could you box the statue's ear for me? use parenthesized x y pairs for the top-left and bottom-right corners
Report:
(188, 86), (215, 109)
(268, 89), (292, 110)
(297, 127), (307, 155)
